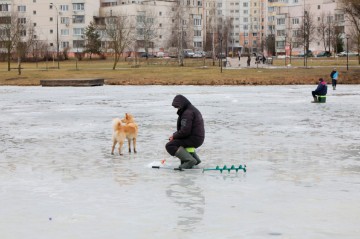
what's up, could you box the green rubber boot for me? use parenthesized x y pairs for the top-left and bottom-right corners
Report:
(175, 146), (197, 169)
(191, 152), (201, 165)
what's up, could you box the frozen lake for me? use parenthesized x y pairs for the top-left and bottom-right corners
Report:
(0, 85), (359, 239)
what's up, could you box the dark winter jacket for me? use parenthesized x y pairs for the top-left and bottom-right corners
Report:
(172, 95), (205, 144)
(314, 81), (328, 95)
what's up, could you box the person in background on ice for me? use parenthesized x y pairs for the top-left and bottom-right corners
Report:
(166, 94), (205, 169)
(330, 68), (338, 90)
(238, 50), (241, 61)
(312, 78), (327, 103)
(247, 55), (251, 67)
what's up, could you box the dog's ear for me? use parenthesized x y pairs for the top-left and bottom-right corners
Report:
(126, 113), (129, 119)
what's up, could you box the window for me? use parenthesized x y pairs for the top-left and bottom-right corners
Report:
(50, 17), (53, 22)
(73, 40), (85, 48)
(194, 30), (201, 37)
(253, 40), (257, 45)
(18, 18), (26, 24)
(244, 40), (248, 45)
(73, 28), (84, 35)
(73, 15), (85, 24)
(159, 11), (162, 16)
(335, 14), (344, 22)
(244, 17), (248, 22)
(277, 30), (285, 36)
(243, 2), (248, 7)
(33, 23), (36, 26)
(317, 5), (320, 9)
(61, 17), (70, 24)
(73, 3), (84, 11)
(277, 18), (285, 25)
(0, 4), (9, 11)
(50, 43), (53, 47)
(253, 32), (258, 37)
(61, 41), (69, 48)
(244, 32), (248, 36)
(159, 23), (162, 27)
(60, 5), (69, 11)
(244, 10), (248, 14)
(159, 35), (162, 39)
(292, 30), (301, 36)
(50, 29), (53, 34)
(292, 18), (299, 24)
(18, 5), (26, 12)
(194, 18), (201, 26)
(194, 41), (202, 48)
(276, 41), (285, 47)
(244, 25), (248, 30)
(33, 10), (36, 15)
(20, 30), (26, 37)
(61, 29), (69, 36)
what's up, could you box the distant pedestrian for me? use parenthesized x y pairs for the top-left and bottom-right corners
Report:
(262, 56), (266, 64)
(312, 78), (327, 103)
(330, 68), (338, 90)
(247, 55), (251, 67)
(238, 50), (241, 61)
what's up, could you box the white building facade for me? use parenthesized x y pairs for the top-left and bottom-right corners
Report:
(0, 0), (354, 58)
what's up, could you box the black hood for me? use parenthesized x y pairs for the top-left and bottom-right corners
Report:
(172, 95), (191, 109)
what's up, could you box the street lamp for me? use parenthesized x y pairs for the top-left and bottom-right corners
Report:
(219, 34), (223, 73)
(346, 35), (349, 71)
(50, 3), (60, 69)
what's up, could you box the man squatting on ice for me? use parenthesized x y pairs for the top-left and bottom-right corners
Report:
(312, 78), (328, 103)
(165, 95), (205, 169)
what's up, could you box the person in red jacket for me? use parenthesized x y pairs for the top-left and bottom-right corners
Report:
(166, 95), (205, 169)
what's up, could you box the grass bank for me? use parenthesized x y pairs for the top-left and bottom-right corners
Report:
(0, 57), (359, 86)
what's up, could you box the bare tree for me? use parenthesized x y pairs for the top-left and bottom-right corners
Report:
(135, 7), (158, 58)
(297, 8), (316, 54)
(318, 12), (331, 52)
(105, 14), (134, 70)
(340, 0), (360, 63)
(167, 1), (192, 66)
(0, 11), (23, 71)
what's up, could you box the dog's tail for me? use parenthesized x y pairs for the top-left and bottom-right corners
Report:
(112, 118), (122, 131)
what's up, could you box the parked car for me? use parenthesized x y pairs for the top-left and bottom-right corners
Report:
(316, 51), (331, 57)
(297, 50), (313, 57)
(183, 49), (195, 58)
(193, 51), (206, 58)
(156, 52), (165, 58)
(217, 52), (226, 59)
(140, 52), (155, 58)
(337, 51), (359, 57)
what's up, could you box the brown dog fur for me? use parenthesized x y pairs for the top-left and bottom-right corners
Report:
(121, 113), (138, 153)
(111, 118), (138, 155)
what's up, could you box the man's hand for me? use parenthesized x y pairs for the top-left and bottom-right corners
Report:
(169, 135), (173, 141)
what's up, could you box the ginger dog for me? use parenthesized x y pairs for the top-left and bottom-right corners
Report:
(111, 118), (138, 155)
(121, 113), (138, 153)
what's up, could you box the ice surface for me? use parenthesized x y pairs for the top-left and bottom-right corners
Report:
(0, 85), (359, 239)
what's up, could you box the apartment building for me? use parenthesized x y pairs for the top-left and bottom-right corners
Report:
(271, 0), (348, 56)
(0, 0), (353, 58)
(0, 0), (203, 56)
(0, 0), (99, 57)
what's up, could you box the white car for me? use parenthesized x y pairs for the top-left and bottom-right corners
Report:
(337, 51), (359, 57)
(193, 51), (205, 58)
